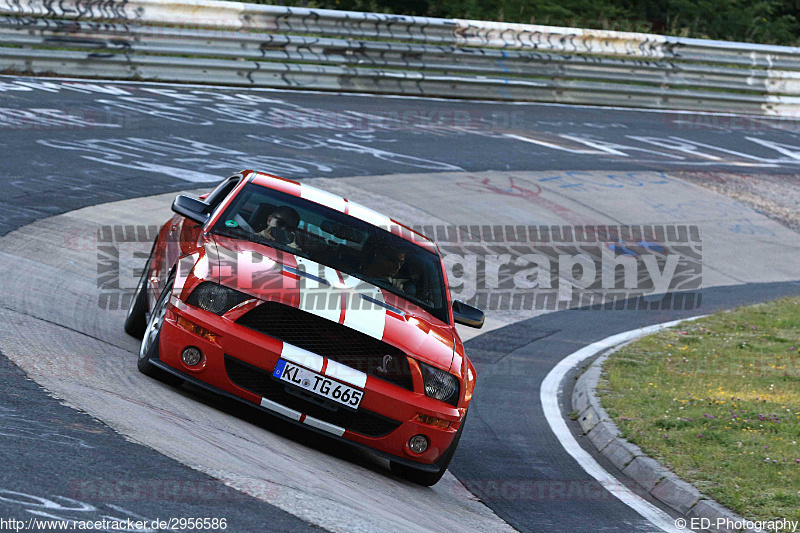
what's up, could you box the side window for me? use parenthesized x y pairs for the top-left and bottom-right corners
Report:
(205, 175), (241, 212)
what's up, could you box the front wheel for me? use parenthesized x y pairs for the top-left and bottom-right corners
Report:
(137, 272), (183, 387)
(390, 411), (468, 486)
(124, 237), (157, 338)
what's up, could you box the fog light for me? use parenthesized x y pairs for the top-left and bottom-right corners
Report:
(408, 434), (428, 454)
(182, 346), (202, 366)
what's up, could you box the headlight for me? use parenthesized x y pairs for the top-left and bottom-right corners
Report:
(418, 361), (460, 406)
(186, 281), (251, 315)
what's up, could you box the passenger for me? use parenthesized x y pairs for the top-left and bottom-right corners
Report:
(257, 205), (302, 251)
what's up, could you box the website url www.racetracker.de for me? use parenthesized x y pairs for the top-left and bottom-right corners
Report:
(0, 517), (228, 531)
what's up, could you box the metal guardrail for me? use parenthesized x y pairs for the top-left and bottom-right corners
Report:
(2, 0), (800, 115)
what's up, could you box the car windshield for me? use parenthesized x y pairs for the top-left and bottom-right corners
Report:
(211, 183), (449, 324)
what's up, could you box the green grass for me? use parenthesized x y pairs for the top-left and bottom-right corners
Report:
(600, 297), (800, 524)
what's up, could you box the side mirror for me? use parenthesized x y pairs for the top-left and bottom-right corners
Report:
(452, 300), (485, 329)
(172, 195), (211, 225)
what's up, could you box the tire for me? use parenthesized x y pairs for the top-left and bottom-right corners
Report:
(124, 237), (157, 339)
(137, 272), (184, 387)
(390, 411), (468, 486)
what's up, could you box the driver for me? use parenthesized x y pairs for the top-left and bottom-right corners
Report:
(360, 237), (415, 295)
(257, 205), (302, 251)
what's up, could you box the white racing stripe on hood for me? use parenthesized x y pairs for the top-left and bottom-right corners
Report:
(340, 275), (387, 341)
(294, 257), (342, 324)
(290, 257), (387, 341)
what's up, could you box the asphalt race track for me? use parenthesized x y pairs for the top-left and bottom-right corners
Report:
(1, 74), (799, 532)
(5, 75), (800, 237)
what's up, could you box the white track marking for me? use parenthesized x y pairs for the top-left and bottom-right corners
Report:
(6, 74), (800, 122)
(541, 317), (704, 533)
(504, 133), (626, 155)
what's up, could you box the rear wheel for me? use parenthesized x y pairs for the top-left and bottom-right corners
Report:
(390, 411), (467, 486)
(137, 272), (184, 387)
(124, 238), (157, 338)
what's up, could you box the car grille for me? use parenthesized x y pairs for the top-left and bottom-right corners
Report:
(224, 355), (403, 438)
(235, 301), (414, 391)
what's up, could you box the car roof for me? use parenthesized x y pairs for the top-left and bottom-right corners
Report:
(248, 171), (439, 254)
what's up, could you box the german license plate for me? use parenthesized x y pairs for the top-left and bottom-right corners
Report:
(273, 359), (363, 409)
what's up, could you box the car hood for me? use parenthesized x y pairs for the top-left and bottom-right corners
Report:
(211, 235), (456, 370)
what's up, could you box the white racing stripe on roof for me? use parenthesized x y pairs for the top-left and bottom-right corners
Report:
(346, 202), (393, 230)
(324, 359), (367, 389)
(300, 184), (347, 212)
(260, 398), (302, 421)
(303, 415), (346, 437)
(281, 342), (324, 373)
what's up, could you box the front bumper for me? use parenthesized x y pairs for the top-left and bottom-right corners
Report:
(156, 301), (464, 467)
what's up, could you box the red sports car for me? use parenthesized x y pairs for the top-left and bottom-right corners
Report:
(125, 170), (484, 485)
